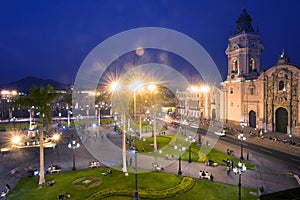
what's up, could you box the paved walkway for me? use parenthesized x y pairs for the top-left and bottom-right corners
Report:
(1, 124), (300, 197)
(135, 125), (300, 195)
(222, 124), (300, 157)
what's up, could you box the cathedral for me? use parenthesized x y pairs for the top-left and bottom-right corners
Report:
(176, 9), (300, 137)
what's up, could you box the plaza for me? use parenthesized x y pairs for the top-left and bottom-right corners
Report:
(0, 4), (300, 200)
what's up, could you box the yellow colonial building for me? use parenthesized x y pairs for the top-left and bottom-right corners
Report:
(176, 9), (300, 137)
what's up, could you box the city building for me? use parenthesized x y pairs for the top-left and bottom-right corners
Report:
(176, 9), (300, 137)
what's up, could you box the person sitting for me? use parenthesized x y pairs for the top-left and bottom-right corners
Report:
(160, 166), (164, 171)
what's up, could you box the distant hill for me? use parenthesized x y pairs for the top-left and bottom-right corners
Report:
(0, 76), (70, 93)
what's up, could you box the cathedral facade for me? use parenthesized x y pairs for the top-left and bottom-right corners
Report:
(176, 9), (300, 137)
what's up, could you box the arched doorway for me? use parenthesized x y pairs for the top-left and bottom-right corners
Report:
(249, 110), (256, 128)
(275, 107), (288, 133)
(212, 109), (216, 121)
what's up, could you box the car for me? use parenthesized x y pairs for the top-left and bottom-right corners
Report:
(190, 124), (199, 129)
(214, 130), (226, 137)
(181, 120), (189, 125)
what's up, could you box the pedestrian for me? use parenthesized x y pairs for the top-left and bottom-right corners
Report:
(210, 174), (214, 182)
(129, 158), (132, 166)
(247, 152), (249, 160)
(226, 166), (230, 175)
(259, 185), (264, 195)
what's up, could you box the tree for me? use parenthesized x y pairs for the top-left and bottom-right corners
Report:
(17, 85), (58, 186)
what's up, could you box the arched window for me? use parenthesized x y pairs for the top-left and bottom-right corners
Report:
(279, 81), (284, 90)
(249, 58), (255, 71)
(232, 59), (238, 73)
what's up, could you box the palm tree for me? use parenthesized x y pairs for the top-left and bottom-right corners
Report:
(17, 85), (58, 186)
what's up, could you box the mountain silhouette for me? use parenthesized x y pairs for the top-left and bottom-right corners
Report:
(0, 76), (70, 93)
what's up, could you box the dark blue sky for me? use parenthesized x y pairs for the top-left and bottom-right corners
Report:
(0, 0), (299, 84)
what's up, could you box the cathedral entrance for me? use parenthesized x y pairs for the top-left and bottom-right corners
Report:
(275, 107), (288, 133)
(212, 109), (216, 121)
(249, 110), (256, 128)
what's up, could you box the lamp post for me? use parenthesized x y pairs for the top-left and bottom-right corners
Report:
(95, 104), (101, 126)
(52, 132), (61, 158)
(29, 106), (34, 130)
(174, 145), (186, 175)
(134, 136), (138, 200)
(233, 161), (246, 200)
(238, 133), (246, 160)
(68, 140), (80, 170)
(129, 80), (143, 200)
(185, 135), (195, 163)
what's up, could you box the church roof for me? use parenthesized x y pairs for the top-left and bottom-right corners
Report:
(235, 9), (255, 34)
(277, 50), (290, 65)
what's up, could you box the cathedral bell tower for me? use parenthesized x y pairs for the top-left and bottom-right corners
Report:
(225, 9), (264, 81)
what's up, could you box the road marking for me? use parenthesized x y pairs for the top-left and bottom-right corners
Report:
(260, 148), (273, 154)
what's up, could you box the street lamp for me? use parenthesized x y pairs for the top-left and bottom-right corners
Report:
(174, 145), (186, 175)
(134, 136), (139, 200)
(233, 161), (247, 200)
(129, 80), (144, 200)
(68, 140), (80, 170)
(185, 135), (195, 163)
(238, 133), (246, 160)
(29, 106), (35, 130)
(52, 132), (61, 158)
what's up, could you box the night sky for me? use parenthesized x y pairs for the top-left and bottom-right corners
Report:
(0, 0), (299, 84)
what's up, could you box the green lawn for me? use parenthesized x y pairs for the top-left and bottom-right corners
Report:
(7, 168), (258, 200)
(135, 136), (255, 170)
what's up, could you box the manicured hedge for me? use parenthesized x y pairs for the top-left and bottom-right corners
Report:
(85, 177), (194, 199)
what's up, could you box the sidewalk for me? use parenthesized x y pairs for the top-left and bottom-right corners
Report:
(223, 124), (300, 158)
(163, 157), (299, 195)
(156, 125), (300, 194)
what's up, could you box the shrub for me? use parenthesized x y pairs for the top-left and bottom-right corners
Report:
(85, 177), (194, 199)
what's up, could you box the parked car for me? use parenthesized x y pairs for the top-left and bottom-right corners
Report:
(214, 130), (226, 137)
(190, 124), (199, 129)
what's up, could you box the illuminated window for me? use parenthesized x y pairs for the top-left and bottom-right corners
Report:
(249, 58), (255, 71)
(232, 59), (238, 73)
